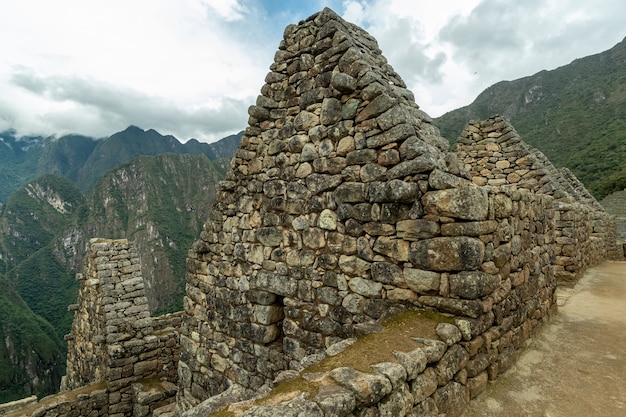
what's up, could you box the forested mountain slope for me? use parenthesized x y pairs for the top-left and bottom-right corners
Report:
(435, 37), (626, 198)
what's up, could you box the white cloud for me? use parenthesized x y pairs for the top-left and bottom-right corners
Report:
(0, 0), (625, 141)
(201, 0), (249, 22)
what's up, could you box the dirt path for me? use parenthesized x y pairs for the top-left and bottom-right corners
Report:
(463, 261), (626, 417)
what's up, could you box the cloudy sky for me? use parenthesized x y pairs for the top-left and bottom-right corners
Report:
(1, 0), (625, 143)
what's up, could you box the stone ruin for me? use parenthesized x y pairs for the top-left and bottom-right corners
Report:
(455, 116), (620, 284)
(1, 7), (620, 417)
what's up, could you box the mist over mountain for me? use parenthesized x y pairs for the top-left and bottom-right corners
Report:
(0, 126), (242, 201)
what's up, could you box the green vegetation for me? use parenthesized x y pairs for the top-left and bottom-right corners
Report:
(0, 126), (241, 204)
(0, 274), (65, 403)
(0, 128), (238, 400)
(435, 37), (626, 199)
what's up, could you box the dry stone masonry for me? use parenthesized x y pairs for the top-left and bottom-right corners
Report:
(1, 7), (620, 417)
(455, 116), (620, 284)
(176, 7), (616, 416)
(4, 239), (182, 417)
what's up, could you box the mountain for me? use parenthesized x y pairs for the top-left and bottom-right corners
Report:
(0, 127), (244, 202)
(0, 152), (233, 400)
(435, 36), (626, 199)
(85, 153), (225, 312)
(0, 273), (65, 403)
(0, 131), (45, 203)
(0, 175), (86, 338)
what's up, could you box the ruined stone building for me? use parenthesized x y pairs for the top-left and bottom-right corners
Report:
(1, 8), (620, 417)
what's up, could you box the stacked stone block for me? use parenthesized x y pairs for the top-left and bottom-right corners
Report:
(178, 8), (562, 414)
(3, 383), (108, 417)
(60, 239), (181, 417)
(178, 7), (468, 411)
(200, 183), (558, 416)
(2, 7), (619, 417)
(455, 116), (619, 284)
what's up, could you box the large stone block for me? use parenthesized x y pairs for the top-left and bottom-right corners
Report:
(448, 271), (500, 299)
(404, 268), (440, 293)
(422, 187), (489, 220)
(410, 237), (484, 271)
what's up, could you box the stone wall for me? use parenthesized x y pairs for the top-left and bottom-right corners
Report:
(39, 238), (180, 417)
(0, 7), (619, 417)
(191, 184), (557, 416)
(455, 116), (620, 284)
(177, 8), (568, 415)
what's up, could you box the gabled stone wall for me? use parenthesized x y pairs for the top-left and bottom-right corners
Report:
(177, 8), (568, 415)
(1, 8), (619, 417)
(59, 239), (181, 417)
(455, 116), (620, 285)
(178, 7), (474, 412)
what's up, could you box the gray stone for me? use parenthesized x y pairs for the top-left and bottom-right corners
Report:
(396, 219), (440, 240)
(435, 344), (469, 386)
(348, 277), (382, 297)
(326, 338), (357, 356)
(329, 367), (393, 407)
(422, 186), (489, 221)
(360, 163), (387, 182)
(321, 97), (342, 125)
(366, 124), (415, 149)
(256, 227), (283, 247)
(409, 237), (485, 272)
(412, 338), (447, 363)
(369, 180), (420, 203)
(342, 293), (365, 314)
(410, 367), (438, 403)
(373, 237), (409, 261)
(448, 271), (500, 299)
(334, 182), (367, 203)
(356, 93), (397, 123)
(428, 168), (470, 189)
(377, 383), (413, 416)
(433, 382), (468, 417)
(440, 220), (498, 237)
(306, 174), (342, 194)
(319, 209), (338, 230)
(181, 384), (251, 417)
(338, 255), (371, 275)
(404, 268), (440, 293)
(391, 152), (442, 179)
(301, 143), (319, 162)
(398, 136), (439, 160)
(346, 149), (378, 165)
(370, 362), (407, 389)
(241, 393), (323, 417)
(313, 384), (356, 417)
(418, 296), (484, 318)
(331, 72), (357, 93)
(436, 323), (462, 346)
(342, 98), (360, 119)
(370, 262), (404, 286)
(393, 348), (427, 379)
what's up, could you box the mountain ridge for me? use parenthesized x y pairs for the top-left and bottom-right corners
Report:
(435, 36), (626, 198)
(0, 127), (243, 201)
